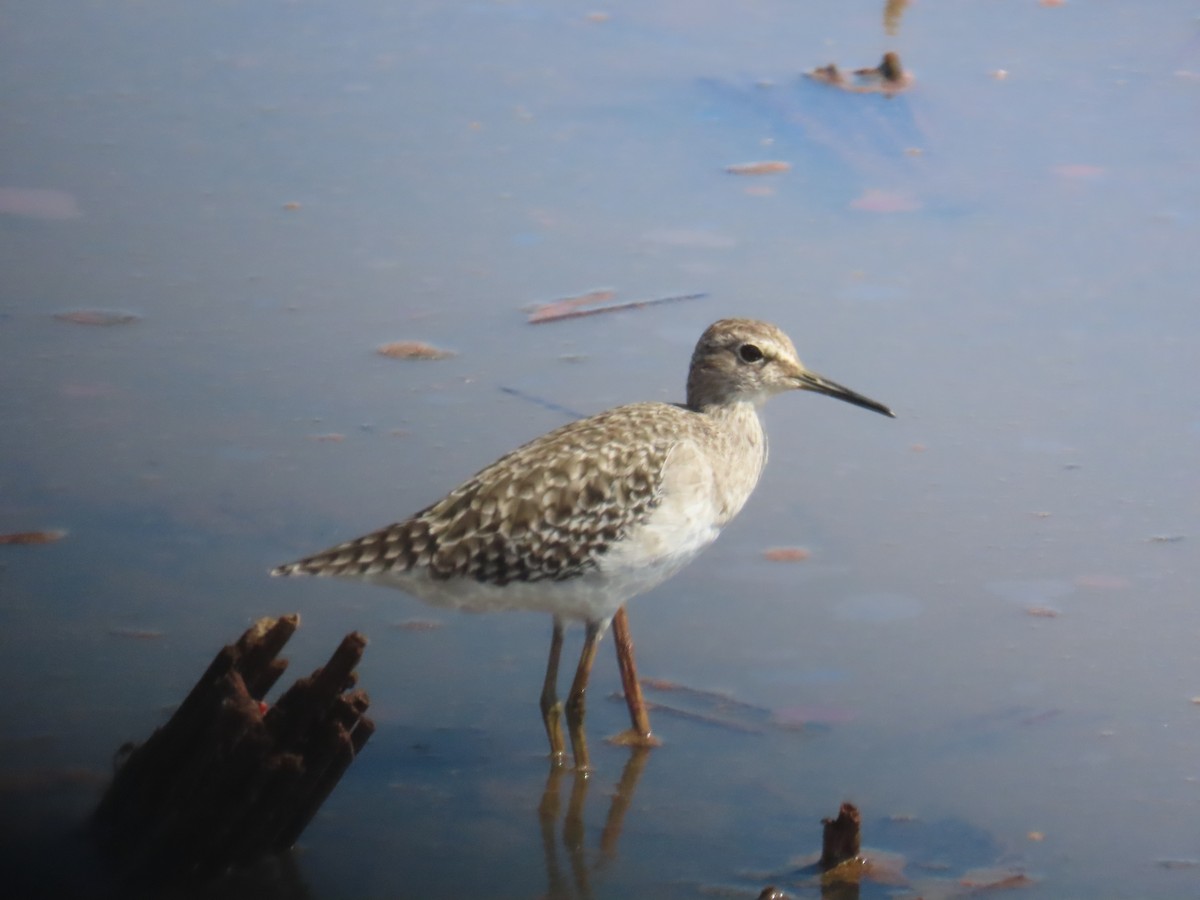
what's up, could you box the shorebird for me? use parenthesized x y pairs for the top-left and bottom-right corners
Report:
(272, 318), (893, 769)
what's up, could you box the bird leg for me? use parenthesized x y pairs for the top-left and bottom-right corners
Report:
(608, 606), (662, 748)
(565, 620), (603, 771)
(540, 616), (567, 764)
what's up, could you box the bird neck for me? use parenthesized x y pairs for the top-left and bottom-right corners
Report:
(692, 397), (769, 525)
(686, 389), (767, 416)
(690, 395), (759, 422)
(686, 366), (768, 412)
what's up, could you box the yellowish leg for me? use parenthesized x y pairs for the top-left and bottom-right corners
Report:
(540, 616), (567, 764)
(608, 606), (662, 748)
(565, 620), (603, 772)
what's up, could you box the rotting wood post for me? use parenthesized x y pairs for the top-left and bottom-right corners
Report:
(91, 614), (373, 886)
(820, 802), (862, 870)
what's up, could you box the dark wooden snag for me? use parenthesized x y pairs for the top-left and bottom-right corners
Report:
(91, 614), (374, 885)
(820, 802), (862, 870)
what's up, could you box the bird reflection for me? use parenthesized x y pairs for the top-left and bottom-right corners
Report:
(537, 748), (652, 899)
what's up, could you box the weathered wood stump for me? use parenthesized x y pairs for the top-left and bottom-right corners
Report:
(91, 614), (374, 885)
(820, 802), (862, 870)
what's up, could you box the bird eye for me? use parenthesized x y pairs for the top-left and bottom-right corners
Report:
(738, 343), (764, 363)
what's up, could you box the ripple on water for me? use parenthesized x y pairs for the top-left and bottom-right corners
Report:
(832, 591), (923, 623)
(984, 578), (1074, 606)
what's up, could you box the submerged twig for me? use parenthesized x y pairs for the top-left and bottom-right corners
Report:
(527, 291), (707, 325)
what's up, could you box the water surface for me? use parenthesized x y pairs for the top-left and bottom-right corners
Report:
(2, 2), (1199, 897)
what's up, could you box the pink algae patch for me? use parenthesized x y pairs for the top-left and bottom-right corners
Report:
(762, 547), (811, 562)
(1053, 164), (1105, 179)
(773, 704), (858, 727)
(0, 187), (82, 220)
(54, 310), (140, 326)
(849, 189), (921, 213)
(725, 160), (791, 176)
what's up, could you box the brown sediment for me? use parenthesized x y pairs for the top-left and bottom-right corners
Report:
(762, 546), (811, 562)
(0, 529), (67, 545)
(376, 340), (456, 360)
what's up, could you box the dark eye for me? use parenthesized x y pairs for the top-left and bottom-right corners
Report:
(738, 343), (764, 363)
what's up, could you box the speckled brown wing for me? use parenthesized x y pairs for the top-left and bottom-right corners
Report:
(272, 402), (693, 585)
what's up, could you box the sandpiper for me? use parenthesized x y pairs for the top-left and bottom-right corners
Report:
(272, 318), (893, 768)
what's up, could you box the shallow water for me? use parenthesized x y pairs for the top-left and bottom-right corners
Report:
(2, 1), (1199, 897)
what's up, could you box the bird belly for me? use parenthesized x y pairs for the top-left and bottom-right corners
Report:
(356, 499), (721, 623)
(349, 433), (739, 623)
(360, 566), (664, 623)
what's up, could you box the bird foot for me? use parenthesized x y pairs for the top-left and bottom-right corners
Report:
(606, 728), (663, 749)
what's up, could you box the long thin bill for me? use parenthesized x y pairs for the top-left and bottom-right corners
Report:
(798, 371), (895, 418)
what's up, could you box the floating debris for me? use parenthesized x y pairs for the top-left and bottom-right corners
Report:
(726, 807), (1031, 899)
(526, 290), (707, 325)
(309, 433), (345, 442)
(725, 160), (792, 176)
(1147, 534), (1185, 544)
(0, 529), (67, 545)
(376, 340), (456, 360)
(282, 201), (302, 211)
(390, 618), (443, 632)
(859, 52), (908, 85)
(53, 310), (140, 326)
(808, 52), (913, 95)
(524, 289), (614, 322)
(1024, 606), (1059, 618)
(762, 546), (811, 562)
(807, 63), (846, 88)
